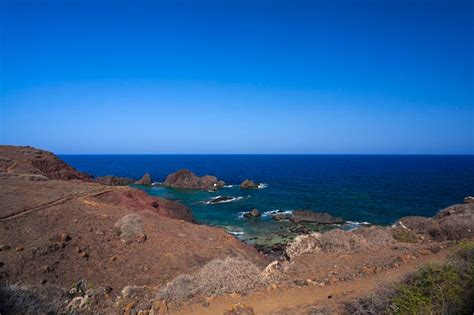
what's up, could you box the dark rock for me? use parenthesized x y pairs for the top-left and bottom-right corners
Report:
(104, 286), (113, 294)
(95, 175), (134, 186)
(135, 173), (152, 185)
(292, 210), (344, 224)
(243, 209), (261, 218)
(163, 169), (225, 190)
(240, 179), (259, 189)
(272, 213), (293, 221)
(207, 196), (235, 204)
(0, 244), (11, 251)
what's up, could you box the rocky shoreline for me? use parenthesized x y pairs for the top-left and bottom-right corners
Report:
(1, 145), (473, 314)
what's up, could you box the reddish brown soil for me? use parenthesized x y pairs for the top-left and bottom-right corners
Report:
(0, 146), (267, 295)
(0, 145), (89, 180)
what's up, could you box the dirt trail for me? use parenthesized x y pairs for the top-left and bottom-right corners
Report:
(0, 187), (118, 222)
(171, 250), (450, 315)
(5, 160), (18, 173)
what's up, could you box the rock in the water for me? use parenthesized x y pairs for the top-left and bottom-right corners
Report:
(240, 179), (259, 189)
(95, 175), (134, 186)
(464, 196), (474, 204)
(163, 169), (225, 190)
(206, 196), (235, 204)
(135, 173), (152, 185)
(271, 210), (344, 224)
(292, 210), (344, 224)
(244, 209), (261, 218)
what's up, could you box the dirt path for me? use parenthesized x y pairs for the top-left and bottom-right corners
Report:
(5, 160), (18, 173)
(171, 250), (449, 315)
(0, 187), (118, 222)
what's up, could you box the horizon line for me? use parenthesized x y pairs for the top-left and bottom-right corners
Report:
(58, 153), (474, 156)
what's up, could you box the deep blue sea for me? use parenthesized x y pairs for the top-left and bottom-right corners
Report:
(61, 155), (474, 244)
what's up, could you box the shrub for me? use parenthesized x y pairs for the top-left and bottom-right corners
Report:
(0, 284), (68, 315)
(114, 213), (146, 243)
(344, 241), (474, 315)
(156, 256), (266, 305)
(391, 264), (463, 314)
(286, 227), (395, 259)
(391, 227), (418, 243)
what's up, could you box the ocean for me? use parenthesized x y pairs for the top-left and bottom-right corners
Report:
(61, 155), (474, 245)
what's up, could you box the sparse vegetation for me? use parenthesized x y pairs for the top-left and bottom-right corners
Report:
(286, 227), (395, 259)
(0, 284), (68, 315)
(345, 241), (474, 315)
(114, 213), (146, 243)
(156, 256), (267, 305)
(391, 227), (418, 243)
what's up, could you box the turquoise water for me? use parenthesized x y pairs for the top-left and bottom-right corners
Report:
(62, 155), (474, 243)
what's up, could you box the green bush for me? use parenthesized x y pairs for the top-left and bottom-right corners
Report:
(390, 241), (474, 315)
(391, 227), (418, 243)
(390, 264), (463, 314)
(346, 241), (474, 315)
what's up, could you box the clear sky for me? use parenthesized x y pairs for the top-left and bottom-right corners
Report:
(1, 0), (473, 154)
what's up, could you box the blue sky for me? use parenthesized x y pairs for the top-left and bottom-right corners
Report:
(1, 0), (473, 154)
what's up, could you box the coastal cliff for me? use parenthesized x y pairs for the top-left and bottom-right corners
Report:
(0, 146), (473, 315)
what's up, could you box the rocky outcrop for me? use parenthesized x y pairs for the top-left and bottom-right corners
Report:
(95, 175), (134, 186)
(292, 210), (345, 224)
(135, 173), (152, 185)
(464, 196), (474, 204)
(0, 145), (90, 181)
(397, 202), (474, 241)
(244, 209), (261, 218)
(163, 169), (225, 190)
(240, 179), (259, 189)
(272, 210), (344, 224)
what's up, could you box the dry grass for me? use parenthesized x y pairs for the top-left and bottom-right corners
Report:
(156, 256), (267, 305)
(0, 284), (68, 315)
(286, 227), (395, 260)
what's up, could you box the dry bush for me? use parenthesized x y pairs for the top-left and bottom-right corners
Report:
(156, 257), (266, 305)
(286, 227), (394, 260)
(353, 226), (395, 247)
(435, 215), (474, 241)
(114, 213), (146, 243)
(344, 289), (395, 315)
(0, 284), (68, 315)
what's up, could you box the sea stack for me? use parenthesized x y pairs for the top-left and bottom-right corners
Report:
(244, 209), (261, 218)
(136, 173), (152, 185)
(240, 179), (259, 189)
(163, 169), (225, 190)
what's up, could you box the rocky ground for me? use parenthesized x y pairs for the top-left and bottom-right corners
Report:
(0, 145), (473, 315)
(0, 146), (266, 313)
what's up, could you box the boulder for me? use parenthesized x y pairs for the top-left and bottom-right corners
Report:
(240, 179), (259, 189)
(135, 173), (152, 186)
(163, 169), (225, 190)
(95, 175), (134, 186)
(292, 210), (345, 224)
(243, 209), (261, 218)
(464, 196), (474, 204)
